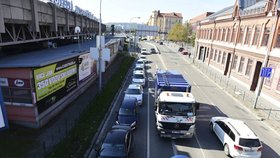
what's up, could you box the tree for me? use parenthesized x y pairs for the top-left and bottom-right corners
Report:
(167, 23), (187, 42)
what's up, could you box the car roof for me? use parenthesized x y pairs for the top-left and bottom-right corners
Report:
(104, 129), (127, 144)
(133, 70), (144, 74)
(128, 84), (141, 89)
(225, 118), (258, 138)
(121, 97), (137, 108)
(215, 117), (258, 139)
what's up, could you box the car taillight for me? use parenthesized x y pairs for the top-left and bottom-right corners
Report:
(257, 147), (262, 152)
(234, 145), (243, 151)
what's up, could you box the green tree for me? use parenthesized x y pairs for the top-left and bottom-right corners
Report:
(167, 23), (187, 42)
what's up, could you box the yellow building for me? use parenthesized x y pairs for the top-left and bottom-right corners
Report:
(195, 0), (280, 106)
(147, 10), (183, 40)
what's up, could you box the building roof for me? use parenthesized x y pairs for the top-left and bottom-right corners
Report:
(205, 5), (234, 21)
(0, 38), (111, 68)
(189, 12), (214, 24)
(159, 12), (183, 18)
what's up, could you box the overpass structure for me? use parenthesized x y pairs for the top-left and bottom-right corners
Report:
(0, 0), (105, 48)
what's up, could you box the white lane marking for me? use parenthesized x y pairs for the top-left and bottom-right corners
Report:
(156, 64), (158, 69)
(172, 140), (178, 155)
(194, 132), (206, 158)
(147, 86), (151, 158)
(158, 53), (167, 70)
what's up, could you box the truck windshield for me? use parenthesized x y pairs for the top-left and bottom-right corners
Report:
(158, 102), (194, 116)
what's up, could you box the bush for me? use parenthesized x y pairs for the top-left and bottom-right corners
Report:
(48, 54), (135, 158)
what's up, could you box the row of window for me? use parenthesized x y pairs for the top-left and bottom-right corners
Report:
(198, 25), (280, 48)
(208, 49), (280, 91)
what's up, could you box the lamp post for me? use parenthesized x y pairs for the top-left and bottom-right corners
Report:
(98, 0), (102, 92)
(129, 17), (140, 54)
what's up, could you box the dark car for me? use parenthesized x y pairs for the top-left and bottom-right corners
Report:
(116, 97), (138, 129)
(159, 41), (163, 45)
(178, 47), (185, 52)
(150, 48), (156, 53)
(96, 125), (133, 158)
(182, 51), (188, 55)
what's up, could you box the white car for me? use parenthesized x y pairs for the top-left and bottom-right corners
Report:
(209, 117), (262, 158)
(132, 70), (145, 87)
(139, 55), (147, 62)
(134, 65), (145, 72)
(135, 59), (145, 68)
(124, 84), (144, 106)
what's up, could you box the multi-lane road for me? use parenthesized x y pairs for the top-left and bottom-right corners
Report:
(91, 41), (280, 158)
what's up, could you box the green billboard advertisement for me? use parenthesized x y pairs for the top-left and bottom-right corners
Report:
(33, 58), (78, 113)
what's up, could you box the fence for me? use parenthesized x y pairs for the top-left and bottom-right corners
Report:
(193, 61), (280, 121)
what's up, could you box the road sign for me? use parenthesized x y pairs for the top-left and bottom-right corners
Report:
(260, 67), (272, 78)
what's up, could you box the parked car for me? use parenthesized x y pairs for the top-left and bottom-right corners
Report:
(182, 51), (188, 55)
(134, 65), (145, 72)
(178, 47), (185, 52)
(132, 70), (145, 87)
(138, 55), (147, 62)
(124, 84), (144, 106)
(150, 48), (156, 54)
(141, 48), (147, 54)
(116, 97), (138, 129)
(96, 125), (133, 158)
(209, 117), (262, 158)
(135, 59), (145, 68)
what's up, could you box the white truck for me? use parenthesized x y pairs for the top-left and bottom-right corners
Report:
(154, 70), (199, 139)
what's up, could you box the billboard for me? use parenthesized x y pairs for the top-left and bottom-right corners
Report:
(0, 87), (9, 131)
(33, 58), (78, 114)
(79, 53), (92, 82)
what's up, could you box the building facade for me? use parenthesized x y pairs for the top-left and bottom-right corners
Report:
(195, 0), (280, 106)
(147, 10), (183, 40)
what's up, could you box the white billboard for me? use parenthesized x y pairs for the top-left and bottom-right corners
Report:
(79, 53), (92, 81)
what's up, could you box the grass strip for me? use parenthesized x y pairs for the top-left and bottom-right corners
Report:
(47, 53), (135, 157)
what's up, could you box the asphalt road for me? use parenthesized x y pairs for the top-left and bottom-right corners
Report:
(90, 41), (280, 158)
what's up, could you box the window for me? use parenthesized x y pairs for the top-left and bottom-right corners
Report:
(210, 50), (213, 59)
(244, 27), (252, 45)
(217, 51), (222, 63)
(238, 27), (244, 44)
(222, 28), (226, 41)
(232, 55), (238, 70)
(216, 29), (220, 40)
(275, 27), (280, 48)
(229, 131), (236, 141)
(276, 77), (280, 91)
(238, 57), (245, 73)
(222, 52), (227, 65)
(227, 28), (231, 42)
(264, 64), (275, 87)
(231, 28), (236, 43)
(214, 50), (218, 61)
(262, 27), (270, 46)
(245, 59), (253, 76)
(252, 26), (260, 45)
(209, 29), (212, 40)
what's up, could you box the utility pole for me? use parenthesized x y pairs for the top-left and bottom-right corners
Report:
(98, 0), (102, 92)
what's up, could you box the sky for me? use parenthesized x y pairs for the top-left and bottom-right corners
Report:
(72, 0), (236, 24)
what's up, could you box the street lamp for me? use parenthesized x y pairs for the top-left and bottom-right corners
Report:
(129, 17), (140, 54)
(98, 0), (102, 92)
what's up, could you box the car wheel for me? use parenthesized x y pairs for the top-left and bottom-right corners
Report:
(209, 123), (214, 133)
(224, 144), (230, 156)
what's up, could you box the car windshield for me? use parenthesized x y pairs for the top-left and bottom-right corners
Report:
(134, 67), (144, 71)
(133, 74), (144, 79)
(136, 61), (144, 64)
(158, 102), (194, 116)
(239, 138), (261, 147)
(100, 143), (126, 157)
(126, 88), (141, 94)
(141, 48), (146, 51)
(119, 107), (135, 115)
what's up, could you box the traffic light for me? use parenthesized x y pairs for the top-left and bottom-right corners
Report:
(111, 25), (115, 36)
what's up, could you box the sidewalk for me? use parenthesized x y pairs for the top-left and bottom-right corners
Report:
(27, 54), (124, 157)
(166, 42), (280, 135)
